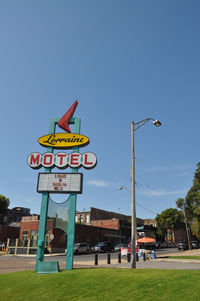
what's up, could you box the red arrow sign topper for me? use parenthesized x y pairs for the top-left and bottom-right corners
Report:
(58, 100), (78, 133)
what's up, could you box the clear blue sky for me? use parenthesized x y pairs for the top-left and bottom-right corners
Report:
(1, 0), (200, 219)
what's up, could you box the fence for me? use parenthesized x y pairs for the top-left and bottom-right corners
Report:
(6, 238), (38, 255)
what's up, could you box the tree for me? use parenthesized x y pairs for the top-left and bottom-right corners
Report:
(0, 195), (10, 224)
(176, 198), (191, 249)
(155, 208), (184, 241)
(183, 162), (200, 239)
(185, 163), (200, 213)
(0, 195), (10, 214)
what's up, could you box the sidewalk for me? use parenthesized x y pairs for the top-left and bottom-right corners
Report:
(74, 249), (200, 269)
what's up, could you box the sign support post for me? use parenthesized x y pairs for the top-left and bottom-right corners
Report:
(35, 118), (57, 272)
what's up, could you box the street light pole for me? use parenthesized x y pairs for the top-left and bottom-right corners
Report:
(130, 118), (161, 269)
(131, 121), (137, 268)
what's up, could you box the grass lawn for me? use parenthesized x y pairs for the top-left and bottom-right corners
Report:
(1, 269), (200, 301)
(168, 256), (200, 260)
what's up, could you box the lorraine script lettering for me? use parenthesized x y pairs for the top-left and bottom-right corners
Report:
(43, 134), (84, 145)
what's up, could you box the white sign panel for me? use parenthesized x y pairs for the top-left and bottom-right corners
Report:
(37, 173), (83, 194)
(27, 152), (97, 169)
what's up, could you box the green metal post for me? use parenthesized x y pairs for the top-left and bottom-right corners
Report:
(35, 119), (57, 272)
(66, 117), (80, 270)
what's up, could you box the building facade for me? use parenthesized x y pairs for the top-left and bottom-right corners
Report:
(0, 207), (31, 243)
(8, 207), (160, 253)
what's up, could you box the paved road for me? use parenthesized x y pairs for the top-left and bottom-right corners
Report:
(1, 248), (200, 274)
(46, 247), (181, 262)
(44, 247), (180, 262)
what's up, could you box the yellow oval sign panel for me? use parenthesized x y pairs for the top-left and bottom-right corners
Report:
(38, 133), (89, 149)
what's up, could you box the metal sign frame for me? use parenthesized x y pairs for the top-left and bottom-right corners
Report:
(35, 116), (81, 272)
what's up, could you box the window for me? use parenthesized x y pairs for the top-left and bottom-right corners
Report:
(80, 215), (83, 223)
(22, 230), (28, 247)
(22, 230), (28, 240)
(30, 230), (38, 247)
(86, 214), (90, 224)
(75, 215), (78, 223)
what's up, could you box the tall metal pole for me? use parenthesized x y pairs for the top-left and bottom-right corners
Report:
(66, 117), (80, 270)
(131, 121), (137, 268)
(35, 118), (57, 272)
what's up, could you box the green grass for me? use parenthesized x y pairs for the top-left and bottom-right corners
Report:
(168, 256), (200, 260)
(1, 269), (200, 301)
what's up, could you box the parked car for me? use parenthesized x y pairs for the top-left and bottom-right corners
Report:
(162, 241), (169, 248)
(92, 242), (114, 253)
(191, 241), (199, 249)
(170, 242), (176, 248)
(167, 241), (176, 248)
(114, 243), (127, 252)
(177, 241), (189, 251)
(74, 243), (90, 255)
(155, 241), (162, 249)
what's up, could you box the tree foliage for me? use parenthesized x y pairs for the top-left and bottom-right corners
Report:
(185, 163), (200, 216)
(0, 194), (10, 215)
(155, 208), (184, 240)
(176, 163), (200, 239)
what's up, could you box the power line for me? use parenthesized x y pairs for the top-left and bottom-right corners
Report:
(135, 201), (158, 215)
(135, 175), (173, 208)
(118, 185), (158, 216)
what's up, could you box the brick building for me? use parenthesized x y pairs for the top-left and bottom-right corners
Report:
(75, 207), (147, 244)
(18, 207), (136, 252)
(16, 207), (160, 253)
(20, 215), (67, 253)
(76, 207), (135, 224)
(19, 215), (122, 253)
(143, 219), (156, 227)
(0, 225), (20, 243)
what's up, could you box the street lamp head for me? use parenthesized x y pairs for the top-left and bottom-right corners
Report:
(153, 119), (161, 127)
(118, 186), (123, 191)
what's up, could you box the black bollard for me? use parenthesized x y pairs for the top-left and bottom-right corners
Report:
(118, 252), (121, 263)
(127, 253), (131, 262)
(95, 254), (98, 265)
(107, 253), (111, 264)
(143, 252), (146, 261)
(136, 252), (139, 262)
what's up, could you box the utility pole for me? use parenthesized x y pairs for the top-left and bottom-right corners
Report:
(131, 121), (137, 268)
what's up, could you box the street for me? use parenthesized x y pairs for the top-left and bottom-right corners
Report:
(2, 248), (200, 274)
(45, 247), (180, 262)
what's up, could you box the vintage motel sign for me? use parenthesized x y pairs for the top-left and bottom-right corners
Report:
(27, 152), (97, 170)
(27, 100), (97, 273)
(38, 133), (89, 149)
